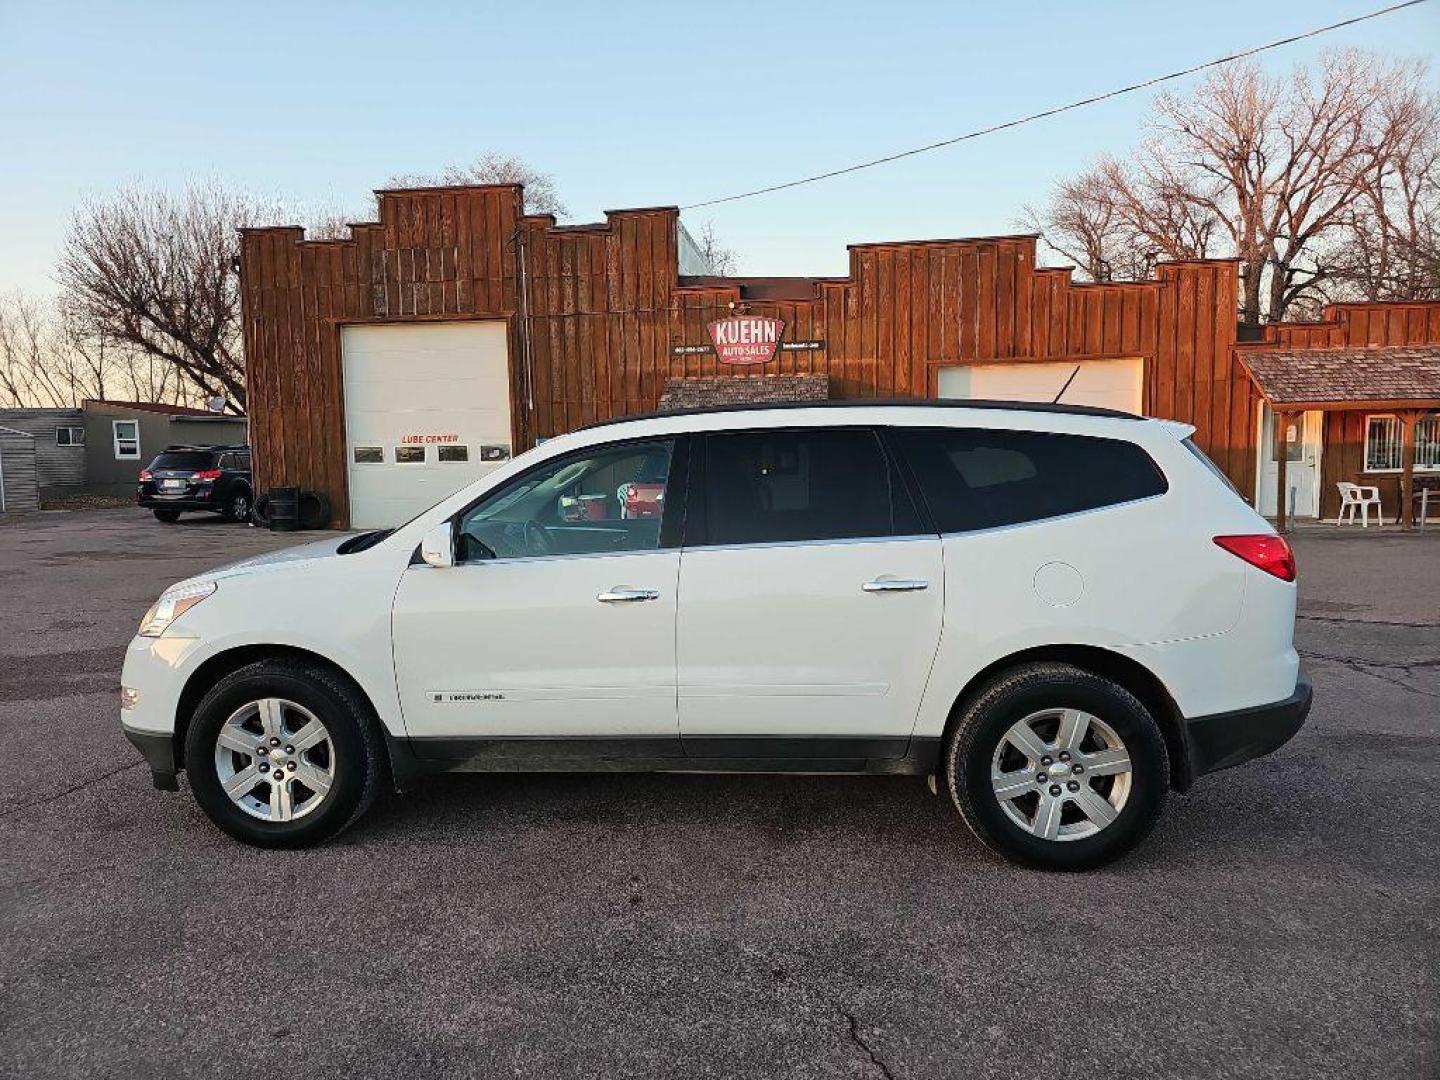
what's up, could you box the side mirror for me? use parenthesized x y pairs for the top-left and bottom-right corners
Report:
(420, 522), (454, 568)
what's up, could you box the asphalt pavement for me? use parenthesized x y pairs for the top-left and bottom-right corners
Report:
(1, 509), (1436, 1079)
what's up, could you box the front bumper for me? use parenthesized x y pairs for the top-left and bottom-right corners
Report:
(1185, 671), (1312, 777)
(123, 723), (180, 791)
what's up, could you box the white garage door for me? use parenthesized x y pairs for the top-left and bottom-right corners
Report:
(342, 322), (513, 529)
(936, 358), (1144, 414)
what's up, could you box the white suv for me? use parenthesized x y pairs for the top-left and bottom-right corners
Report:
(121, 401), (1310, 870)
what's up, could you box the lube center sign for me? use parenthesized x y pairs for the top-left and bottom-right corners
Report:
(707, 316), (785, 366)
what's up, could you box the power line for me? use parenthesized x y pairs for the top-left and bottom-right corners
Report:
(681, 0), (1431, 211)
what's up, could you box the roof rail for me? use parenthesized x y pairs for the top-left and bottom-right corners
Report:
(577, 397), (1141, 432)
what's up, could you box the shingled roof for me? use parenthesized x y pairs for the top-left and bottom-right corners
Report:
(1238, 346), (1440, 407)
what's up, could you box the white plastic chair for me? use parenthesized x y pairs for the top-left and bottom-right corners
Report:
(1336, 482), (1382, 527)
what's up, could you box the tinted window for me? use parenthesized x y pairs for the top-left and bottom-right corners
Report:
(457, 439), (675, 561)
(696, 428), (908, 546)
(896, 427), (1166, 533)
(151, 451), (214, 470)
(236, 452), (252, 471)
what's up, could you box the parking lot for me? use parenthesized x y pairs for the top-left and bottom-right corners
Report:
(0, 507), (1435, 1079)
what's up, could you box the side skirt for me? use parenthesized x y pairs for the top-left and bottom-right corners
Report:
(392, 735), (942, 779)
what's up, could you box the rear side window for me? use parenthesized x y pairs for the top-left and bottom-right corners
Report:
(693, 428), (916, 546)
(895, 427), (1167, 533)
(150, 451), (214, 470)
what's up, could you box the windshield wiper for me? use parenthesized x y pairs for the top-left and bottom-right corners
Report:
(337, 529), (393, 555)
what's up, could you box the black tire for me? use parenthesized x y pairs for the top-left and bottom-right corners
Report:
(152, 508), (181, 523)
(224, 487), (252, 523)
(184, 659), (385, 848)
(945, 662), (1169, 871)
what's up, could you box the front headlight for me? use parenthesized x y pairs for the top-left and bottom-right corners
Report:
(139, 580), (217, 638)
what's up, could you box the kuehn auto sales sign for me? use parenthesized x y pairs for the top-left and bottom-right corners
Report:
(708, 316), (784, 366)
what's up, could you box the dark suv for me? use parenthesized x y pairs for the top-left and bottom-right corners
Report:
(138, 445), (253, 523)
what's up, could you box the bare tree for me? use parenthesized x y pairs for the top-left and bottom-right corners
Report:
(1022, 169), (1162, 282)
(1031, 51), (1437, 323)
(696, 220), (739, 276)
(0, 292), (198, 409)
(1331, 64), (1440, 301)
(56, 181), (276, 411)
(386, 152), (566, 218)
(0, 294), (106, 407)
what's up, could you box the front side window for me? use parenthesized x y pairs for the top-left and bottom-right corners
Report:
(112, 420), (140, 460)
(456, 439), (675, 561)
(895, 427), (1167, 533)
(1366, 413), (1440, 472)
(55, 426), (85, 446)
(693, 428), (908, 547)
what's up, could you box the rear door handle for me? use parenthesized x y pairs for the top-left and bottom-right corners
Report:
(597, 587), (660, 603)
(862, 578), (929, 593)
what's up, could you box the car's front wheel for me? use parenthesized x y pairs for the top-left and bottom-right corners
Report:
(152, 508), (181, 523)
(185, 659), (385, 847)
(945, 662), (1169, 871)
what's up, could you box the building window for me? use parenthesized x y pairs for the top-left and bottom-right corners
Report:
(55, 426), (85, 446)
(395, 446), (425, 464)
(1418, 414), (1440, 471)
(1365, 414), (1440, 473)
(353, 447), (383, 464)
(438, 445), (469, 463)
(112, 420), (140, 460)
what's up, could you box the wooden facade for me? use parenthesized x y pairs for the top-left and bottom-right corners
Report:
(240, 183), (1282, 527)
(1239, 303), (1440, 522)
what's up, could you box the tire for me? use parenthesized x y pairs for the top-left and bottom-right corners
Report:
(152, 508), (181, 523)
(945, 662), (1169, 871)
(224, 487), (252, 523)
(184, 659), (385, 848)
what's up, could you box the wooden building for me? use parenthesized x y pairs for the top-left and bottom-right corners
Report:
(238, 183), (1440, 529)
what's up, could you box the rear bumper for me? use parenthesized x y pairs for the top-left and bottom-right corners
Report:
(138, 494), (220, 511)
(1185, 671), (1312, 777)
(122, 722), (180, 791)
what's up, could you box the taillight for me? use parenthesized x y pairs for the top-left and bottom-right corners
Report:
(1213, 535), (1296, 582)
(192, 469), (222, 481)
(138, 469), (152, 481)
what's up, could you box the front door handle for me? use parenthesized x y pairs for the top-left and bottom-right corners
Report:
(862, 578), (929, 593)
(597, 587), (660, 603)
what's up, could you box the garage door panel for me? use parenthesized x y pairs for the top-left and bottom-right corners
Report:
(345, 379), (513, 415)
(342, 322), (513, 529)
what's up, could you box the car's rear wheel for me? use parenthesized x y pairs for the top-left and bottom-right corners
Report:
(152, 508), (181, 523)
(945, 662), (1169, 871)
(185, 659), (385, 848)
(225, 488), (251, 523)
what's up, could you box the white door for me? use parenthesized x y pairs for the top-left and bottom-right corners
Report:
(676, 428), (943, 756)
(1257, 407), (1323, 519)
(391, 437), (682, 747)
(342, 322), (512, 529)
(938, 358), (1144, 413)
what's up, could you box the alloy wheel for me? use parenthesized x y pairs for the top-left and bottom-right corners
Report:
(213, 698), (335, 822)
(990, 707), (1133, 841)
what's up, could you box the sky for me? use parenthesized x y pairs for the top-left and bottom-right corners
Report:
(1, 0), (1437, 297)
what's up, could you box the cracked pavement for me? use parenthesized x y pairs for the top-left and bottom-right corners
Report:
(1, 510), (1437, 1079)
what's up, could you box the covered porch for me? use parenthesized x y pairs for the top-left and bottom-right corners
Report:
(1238, 346), (1440, 532)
